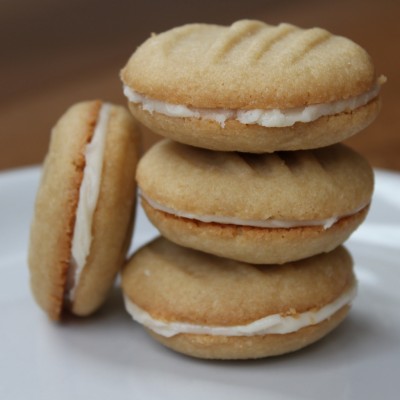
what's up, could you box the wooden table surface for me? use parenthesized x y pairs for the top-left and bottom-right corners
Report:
(1, 0), (398, 172)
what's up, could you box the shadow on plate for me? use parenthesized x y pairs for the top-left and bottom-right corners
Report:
(61, 285), (129, 326)
(51, 287), (396, 377)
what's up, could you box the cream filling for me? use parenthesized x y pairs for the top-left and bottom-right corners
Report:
(67, 103), (111, 302)
(123, 284), (356, 337)
(123, 80), (381, 128)
(141, 192), (367, 230)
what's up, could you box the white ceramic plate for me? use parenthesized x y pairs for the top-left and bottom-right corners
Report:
(1, 166), (399, 400)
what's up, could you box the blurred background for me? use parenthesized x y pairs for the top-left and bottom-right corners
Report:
(0, 0), (398, 171)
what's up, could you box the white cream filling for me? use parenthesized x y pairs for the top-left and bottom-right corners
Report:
(123, 82), (381, 128)
(123, 284), (356, 337)
(67, 103), (111, 301)
(141, 192), (367, 230)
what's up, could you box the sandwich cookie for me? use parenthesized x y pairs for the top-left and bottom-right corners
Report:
(122, 238), (356, 359)
(137, 140), (373, 264)
(121, 20), (385, 152)
(28, 100), (140, 320)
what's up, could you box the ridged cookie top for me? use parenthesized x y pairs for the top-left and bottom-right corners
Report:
(122, 238), (354, 326)
(121, 20), (376, 109)
(137, 140), (373, 221)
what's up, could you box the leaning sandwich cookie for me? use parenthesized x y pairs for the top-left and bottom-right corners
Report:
(136, 140), (373, 264)
(121, 20), (385, 152)
(28, 100), (140, 320)
(122, 238), (356, 359)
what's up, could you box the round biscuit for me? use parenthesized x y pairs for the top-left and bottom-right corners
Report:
(137, 140), (372, 263)
(122, 238), (355, 359)
(121, 20), (381, 151)
(28, 101), (140, 319)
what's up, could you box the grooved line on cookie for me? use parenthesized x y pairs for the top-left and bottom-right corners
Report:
(279, 152), (333, 180)
(207, 20), (265, 62)
(235, 153), (263, 174)
(303, 152), (333, 176)
(277, 152), (302, 174)
(247, 23), (298, 62)
(280, 28), (332, 65)
(160, 24), (201, 57)
(238, 153), (283, 176)
(312, 151), (332, 173)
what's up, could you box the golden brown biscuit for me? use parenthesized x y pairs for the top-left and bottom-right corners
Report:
(122, 238), (356, 359)
(121, 20), (384, 152)
(137, 140), (373, 264)
(28, 100), (140, 320)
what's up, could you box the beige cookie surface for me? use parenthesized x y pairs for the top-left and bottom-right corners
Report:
(127, 98), (380, 153)
(122, 20), (376, 108)
(142, 201), (368, 265)
(137, 140), (372, 263)
(138, 140), (373, 221)
(121, 20), (383, 151)
(122, 238), (356, 359)
(28, 101), (140, 320)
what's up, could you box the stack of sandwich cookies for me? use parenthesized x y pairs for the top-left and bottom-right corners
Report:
(120, 20), (383, 358)
(28, 101), (140, 320)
